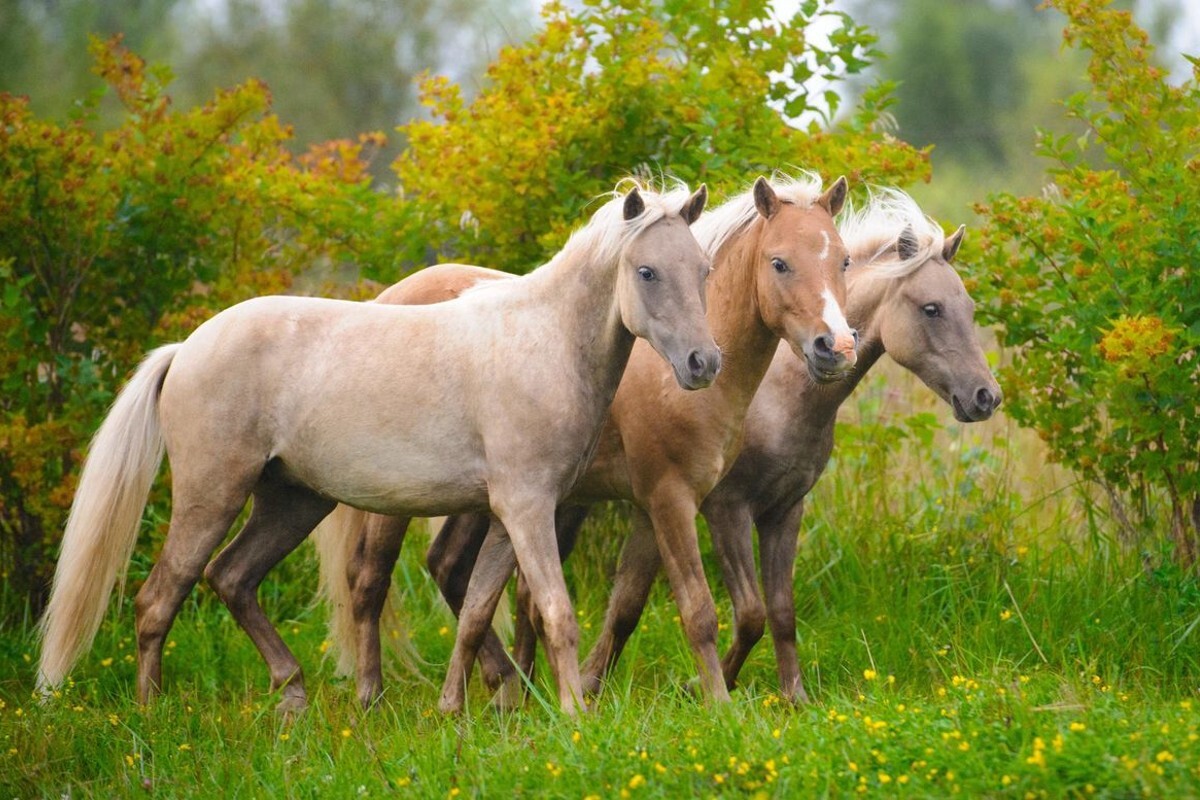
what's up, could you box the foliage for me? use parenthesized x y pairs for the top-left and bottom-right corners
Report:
(0, 36), (414, 612)
(394, 0), (931, 273)
(973, 0), (1200, 564)
(0, 0), (531, 173)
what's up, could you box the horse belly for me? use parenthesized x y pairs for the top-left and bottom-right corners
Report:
(281, 439), (490, 517)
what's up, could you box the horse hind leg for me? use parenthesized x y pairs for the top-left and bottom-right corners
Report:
(346, 513), (410, 709)
(203, 470), (335, 713)
(135, 468), (260, 704)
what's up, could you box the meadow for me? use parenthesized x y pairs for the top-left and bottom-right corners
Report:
(3, 365), (1198, 798)
(2, 2), (1197, 796)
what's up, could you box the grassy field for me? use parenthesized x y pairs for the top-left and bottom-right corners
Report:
(2, 368), (1199, 797)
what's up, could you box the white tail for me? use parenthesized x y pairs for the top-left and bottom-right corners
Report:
(37, 344), (180, 691)
(312, 505), (422, 678)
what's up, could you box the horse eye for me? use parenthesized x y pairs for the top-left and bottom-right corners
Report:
(771, 257), (789, 273)
(922, 303), (942, 318)
(637, 266), (656, 282)
(842, 256), (851, 271)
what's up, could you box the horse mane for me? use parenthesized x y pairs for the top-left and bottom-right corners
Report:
(458, 178), (697, 302)
(691, 170), (826, 258)
(545, 178), (697, 270)
(839, 187), (947, 279)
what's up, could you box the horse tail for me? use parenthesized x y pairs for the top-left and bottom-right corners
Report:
(37, 344), (180, 691)
(313, 504), (365, 677)
(313, 506), (423, 679)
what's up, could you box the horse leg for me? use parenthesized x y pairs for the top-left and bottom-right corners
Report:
(501, 505), (590, 708)
(135, 466), (260, 704)
(438, 517), (519, 714)
(757, 499), (809, 703)
(645, 490), (729, 703)
(346, 513), (410, 709)
(580, 508), (661, 695)
(704, 498), (765, 692)
(427, 514), (515, 691)
(203, 474), (335, 713)
(487, 493), (587, 715)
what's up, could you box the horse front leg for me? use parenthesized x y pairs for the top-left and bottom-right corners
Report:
(438, 517), (519, 714)
(702, 497), (766, 692)
(510, 506), (591, 685)
(496, 498), (585, 714)
(647, 489), (730, 703)
(427, 514), (516, 691)
(757, 499), (809, 703)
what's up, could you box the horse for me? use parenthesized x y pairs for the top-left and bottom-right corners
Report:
(36, 182), (719, 716)
(314, 172), (857, 711)
(537, 187), (1004, 702)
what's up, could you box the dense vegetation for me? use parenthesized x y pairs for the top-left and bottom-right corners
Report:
(0, 0), (1197, 796)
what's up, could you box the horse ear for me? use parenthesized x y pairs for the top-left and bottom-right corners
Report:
(897, 224), (920, 261)
(753, 177), (781, 220)
(943, 224), (966, 263)
(816, 176), (848, 217)
(623, 188), (645, 221)
(680, 183), (707, 225)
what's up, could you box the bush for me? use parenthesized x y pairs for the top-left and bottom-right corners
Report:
(0, 36), (414, 613)
(395, 0), (930, 272)
(974, 0), (1199, 563)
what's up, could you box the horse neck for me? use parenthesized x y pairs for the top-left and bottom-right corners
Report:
(835, 269), (891, 394)
(706, 226), (778, 406)
(530, 247), (636, 404)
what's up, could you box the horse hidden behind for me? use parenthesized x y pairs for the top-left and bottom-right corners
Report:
(36, 182), (718, 715)
(316, 173), (858, 710)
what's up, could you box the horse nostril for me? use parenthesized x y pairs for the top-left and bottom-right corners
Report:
(976, 386), (996, 411)
(850, 328), (860, 347)
(688, 349), (715, 379)
(813, 334), (835, 361)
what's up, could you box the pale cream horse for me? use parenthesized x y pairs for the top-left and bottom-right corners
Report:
(315, 173), (858, 711)
(37, 183), (718, 715)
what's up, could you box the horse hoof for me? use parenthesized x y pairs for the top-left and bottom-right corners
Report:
(581, 673), (603, 697)
(276, 694), (308, 716)
(785, 685), (812, 706)
(438, 694), (464, 716)
(357, 688), (384, 712)
(489, 675), (526, 712)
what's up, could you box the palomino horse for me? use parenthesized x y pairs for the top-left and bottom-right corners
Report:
(37, 183), (719, 715)
(536, 188), (1003, 702)
(315, 173), (858, 710)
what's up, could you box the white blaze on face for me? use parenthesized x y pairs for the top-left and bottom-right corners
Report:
(821, 286), (857, 364)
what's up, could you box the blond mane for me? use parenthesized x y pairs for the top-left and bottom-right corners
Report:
(839, 187), (948, 279)
(692, 171), (826, 258)
(547, 178), (697, 270)
(456, 178), (699, 302)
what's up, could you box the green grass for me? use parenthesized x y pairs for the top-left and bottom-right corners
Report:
(3, 375), (1199, 797)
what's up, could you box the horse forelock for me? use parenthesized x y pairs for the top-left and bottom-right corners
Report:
(839, 187), (947, 279)
(693, 170), (826, 260)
